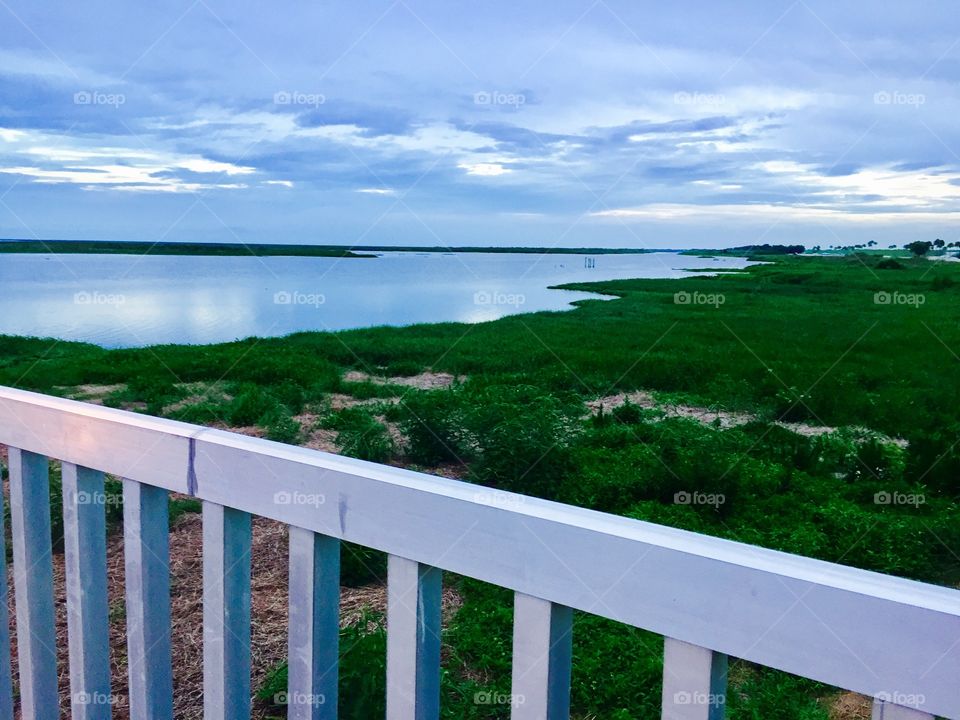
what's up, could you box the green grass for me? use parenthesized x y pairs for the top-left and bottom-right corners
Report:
(0, 240), (373, 257)
(1, 252), (958, 718)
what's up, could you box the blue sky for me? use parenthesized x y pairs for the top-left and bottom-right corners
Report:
(1, 0), (959, 248)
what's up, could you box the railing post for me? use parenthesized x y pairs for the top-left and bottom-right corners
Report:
(871, 699), (934, 719)
(287, 527), (340, 719)
(510, 593), (572, 720)
(8, 448), (59, 719)
(203, 502), (252, 720)
(0, 472), (14, 719)
(661, 638), (727, 720)
(386, 555), (442, 720)
(123, 479), (174, 720)
(62, 463), (112, 719)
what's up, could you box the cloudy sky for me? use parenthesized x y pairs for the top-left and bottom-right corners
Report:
(1, 0), (959, 248)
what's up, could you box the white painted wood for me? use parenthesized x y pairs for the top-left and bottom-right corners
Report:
(62, 463), (112, 719)
(287, 528), (340, 720)
(0, 386), (193, 492)
(123, 480), (173, 720)
(190, 428), (960, 720)
(386, 555), (442, 720)
(203, 502), (252, 720)
(871, 698), (935, 719)
(8, 448), (59, 719)
(661, 638), (727, 720)
(510, 593), (572, 720)
(0, 473), (14, 719)
(2, 388), (960, 718)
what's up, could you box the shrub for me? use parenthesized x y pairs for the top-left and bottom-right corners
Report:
(227, 385), (279, 426)
(330, 408), (394, 463)
(401, 390), (472, 466)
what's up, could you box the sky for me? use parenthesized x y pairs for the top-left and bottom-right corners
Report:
(1, 0), (960, 249)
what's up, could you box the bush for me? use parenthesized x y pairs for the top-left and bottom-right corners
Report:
(401, 390), (472, 466)
(227, 385), (280, 426)
(330, 408), (394, 463)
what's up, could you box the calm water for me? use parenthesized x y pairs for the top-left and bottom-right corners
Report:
(0, 251), (753, 347)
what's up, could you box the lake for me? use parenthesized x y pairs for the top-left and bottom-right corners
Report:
(0, 251), (753, 347)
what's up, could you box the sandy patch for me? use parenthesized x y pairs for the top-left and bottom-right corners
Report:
(343, 370), (463, 391)
(327, 393), (399, 411)
(587, 391), (752, 429)
(587, 393), (907, 442)
(585, 391), (656, 413)
(828, 691), (872, 720)
(163, 381), (233, 415)
(303, 427), (339, 453)
(58, 384), (127, 405)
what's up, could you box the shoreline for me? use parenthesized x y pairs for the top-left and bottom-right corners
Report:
(0, 239), (664, 257)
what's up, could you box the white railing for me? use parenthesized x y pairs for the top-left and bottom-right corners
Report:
(0, 384), (957, 720)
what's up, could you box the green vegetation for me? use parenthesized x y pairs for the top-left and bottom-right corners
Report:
(0, 240), (372, 257)
(1, 252), (958, 717)
(0, 239), (656, 256)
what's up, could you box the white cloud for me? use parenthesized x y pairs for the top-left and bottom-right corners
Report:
(356, 187), (395, 195)
(458, 162), (511, 176)
(591, 202), (960, 223)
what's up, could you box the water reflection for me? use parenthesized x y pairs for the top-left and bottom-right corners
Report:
(0, 251), (753, 347)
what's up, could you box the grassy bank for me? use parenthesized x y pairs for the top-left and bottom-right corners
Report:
(0, 239), (657, 256)
(0, 239), (374, 257)
(1, 253), (958, 718)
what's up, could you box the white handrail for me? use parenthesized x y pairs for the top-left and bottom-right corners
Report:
(0, 385), (958, 718)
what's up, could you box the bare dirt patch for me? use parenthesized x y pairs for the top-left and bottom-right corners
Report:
(343, 370), (463, 391)
(587, 392), (908, 441)
(828, 691), (872, 720)
(59, 384), (127, 404)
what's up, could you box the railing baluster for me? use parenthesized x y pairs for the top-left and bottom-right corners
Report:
(661, 637), (727, 720)
(123, 479), (173, 720)
(8, 448), (59, 719)
(510, 593), (572, 720)
(202, 502), (252, 719)
(386, 555), (442, 720)
(287, 527), (340, 719)
(62, 463), (112, 719)
(0, 471), (14, 719)
(871, 699), (934, 719)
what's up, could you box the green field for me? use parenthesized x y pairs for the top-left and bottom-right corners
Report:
(1, 252), (957, 718)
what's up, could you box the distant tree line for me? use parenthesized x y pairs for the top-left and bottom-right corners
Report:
(720, 244), (805, 255)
